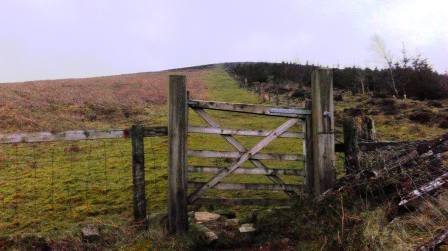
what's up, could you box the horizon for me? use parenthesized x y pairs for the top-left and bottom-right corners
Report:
(1, 0), (447, 83)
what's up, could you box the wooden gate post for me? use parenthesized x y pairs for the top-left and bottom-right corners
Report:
(131, 124), (148, 228)
(168, 75), (188, 234)
(311, 69), (336, 195)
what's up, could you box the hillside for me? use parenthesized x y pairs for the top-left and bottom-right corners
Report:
(1, 65), (448, 250)
(0, 69), (209, 133)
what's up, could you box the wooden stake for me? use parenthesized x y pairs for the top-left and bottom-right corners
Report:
(343, 116), (360, 174)
(131, 124), (147, 229)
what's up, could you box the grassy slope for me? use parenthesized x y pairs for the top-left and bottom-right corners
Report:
(0, 67), (305, 249)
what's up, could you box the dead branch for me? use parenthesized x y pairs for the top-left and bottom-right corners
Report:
(399, 171), (448, 206)
(416, 228), (448, 251)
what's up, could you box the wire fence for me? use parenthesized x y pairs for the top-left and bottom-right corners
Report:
(0, 136), (168, 236)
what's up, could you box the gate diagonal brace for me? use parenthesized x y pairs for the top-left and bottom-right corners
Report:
(191, 108), (299, 198)
(188, 109), (299, 203)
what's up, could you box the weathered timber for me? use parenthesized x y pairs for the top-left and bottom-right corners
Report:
(336, 141), (425, 152)
(416, 228), (448, 251)
(399, 171), (448, 206)
(188, 126), (304, 138)
(318, 133), (448, 202)
(188, 99), (310, 118)
(359, 115), (376, 141)
(187, 118), (298, 203)
(0, 127), (168, 144)
(0, 129), (125, 144)
(188, 181), (301, 191)
(187, 150), (302, 161)
(167, 75), (188, 234)
(131, 125), (147, 228)
(143, 126), (168, 137)
(358, 141), (420, 151)
(195, 198), (292, 206)
(192, 108), (299, 198)
(311, 69), (336, 195)
(187, 166), (305, 176)
(304, 100), (314, 193)
(343, 116), (361, 174)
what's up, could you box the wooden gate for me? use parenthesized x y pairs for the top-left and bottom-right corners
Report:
(167, 69), (335, 233)
(186, 100), (310, 203)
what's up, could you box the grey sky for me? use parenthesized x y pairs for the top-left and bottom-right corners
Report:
(0, 0), (447, 82)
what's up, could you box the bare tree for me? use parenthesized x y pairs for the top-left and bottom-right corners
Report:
(371, 35), (399, 97)
(355, 71), (366, 95)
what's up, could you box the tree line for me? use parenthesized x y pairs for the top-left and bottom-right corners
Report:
(225, 57), (448, 100)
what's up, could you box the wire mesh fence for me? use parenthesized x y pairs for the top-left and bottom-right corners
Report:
(0, 136), (168, 236)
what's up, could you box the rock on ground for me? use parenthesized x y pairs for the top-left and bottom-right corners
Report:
(194, 212), (221, 223)
(81, 224), (100, 242)
(239, 223), (256, 233)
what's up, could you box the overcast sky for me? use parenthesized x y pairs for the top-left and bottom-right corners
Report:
(0, 0), (447, 82)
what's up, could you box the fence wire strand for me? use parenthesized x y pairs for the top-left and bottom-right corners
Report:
(0, 136), (168, 235)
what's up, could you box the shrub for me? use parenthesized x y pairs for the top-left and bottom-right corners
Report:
(408, 109), (434, 124)
(427, 100), (443, 108)
(439, 119), (448, 129)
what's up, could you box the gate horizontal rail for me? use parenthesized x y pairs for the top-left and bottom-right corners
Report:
(188, 126), (304, 138)
(187, 150), (303, 161)
(195, 198), (292, 206)
(188, 99), (311, 117)
(187, 165), (305, 176)
(188, 181), (302, 191)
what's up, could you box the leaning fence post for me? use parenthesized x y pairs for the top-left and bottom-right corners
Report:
(131, 124), (147, 228)
(168, 75), (188, 234)
(311, 69), (336, 195)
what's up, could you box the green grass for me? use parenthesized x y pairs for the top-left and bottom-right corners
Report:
(0, 67), (304, 244)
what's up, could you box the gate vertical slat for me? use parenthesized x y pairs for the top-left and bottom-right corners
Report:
(304, 100), (314, 194)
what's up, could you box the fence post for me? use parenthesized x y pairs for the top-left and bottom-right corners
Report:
(304, 100), (314, 194)
(343, 116), (360, 174)
(131, 124), (147, 228)
(311, 69), (336, 195)
(168, 75), (188, 234)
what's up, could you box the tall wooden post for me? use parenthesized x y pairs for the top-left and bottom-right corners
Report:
(311, 69), (336, 195)
(131, 124), (148, 228)
(168, 75), (188, 234)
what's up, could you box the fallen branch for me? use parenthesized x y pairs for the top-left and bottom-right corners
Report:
(416, 228), (448, 251)
(317, 133), (448, 202)
(399, 170), (448, 206)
